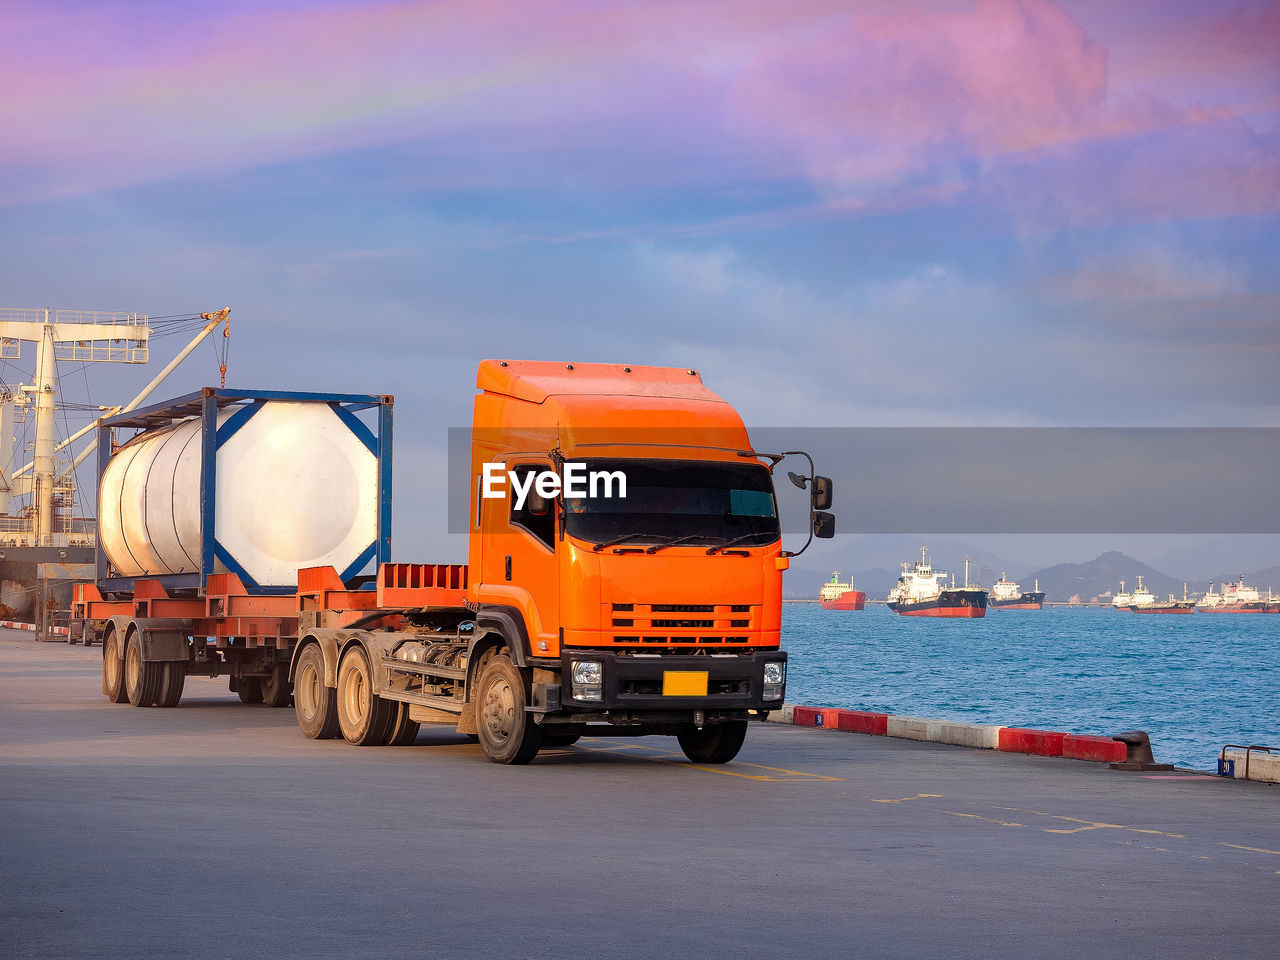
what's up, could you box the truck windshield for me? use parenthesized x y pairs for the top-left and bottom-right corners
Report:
(563, 458), (780, 548)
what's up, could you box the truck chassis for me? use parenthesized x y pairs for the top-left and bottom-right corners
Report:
(73, 562), (779, 764)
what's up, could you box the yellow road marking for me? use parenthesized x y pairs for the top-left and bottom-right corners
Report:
(943, 810), (1022, 827)
(871, 794), (944, 804)
(990, 806), (1187, 839)
(1043, 817), (1126, 835)
(578, 742), (842, 781)
(1123, 828), (1187, 838)
(1222, 843), (1280, 856)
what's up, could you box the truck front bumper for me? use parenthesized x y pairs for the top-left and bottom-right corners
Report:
(555, 649), (786, 713)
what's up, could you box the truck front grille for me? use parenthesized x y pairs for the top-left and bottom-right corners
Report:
(606, 602), (759, 641)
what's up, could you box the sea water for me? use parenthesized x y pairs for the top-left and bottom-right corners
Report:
(782, 604), (1279, 770)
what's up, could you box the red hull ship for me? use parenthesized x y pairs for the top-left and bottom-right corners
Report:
(1131, 582), (1196, 614)
(886, 548), (987, 619)
(1197, 577), (1268, 613)
(988, 574), (1044, 610)
(889, 589), (988, 618)
(1130, 603), (1195, 614)
(818, 573), (865, 610)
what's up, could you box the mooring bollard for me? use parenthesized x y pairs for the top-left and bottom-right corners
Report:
(1109, 730), (1174, 771)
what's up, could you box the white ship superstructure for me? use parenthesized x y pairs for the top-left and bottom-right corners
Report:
(1128, 575), (1156, 610)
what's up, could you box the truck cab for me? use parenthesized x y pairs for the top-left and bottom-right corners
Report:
(462, 360), (807, 763)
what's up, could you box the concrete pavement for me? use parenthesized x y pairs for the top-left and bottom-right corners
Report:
(1, 629), (1276, 959)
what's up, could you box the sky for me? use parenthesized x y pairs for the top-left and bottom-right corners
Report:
(1, 0), (1277, 566)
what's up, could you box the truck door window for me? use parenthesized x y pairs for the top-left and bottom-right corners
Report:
(509, 464), (555, 548)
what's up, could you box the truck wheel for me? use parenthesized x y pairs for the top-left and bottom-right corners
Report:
(475, 654), (542, 765)
(261, 665), (293, 708)
(677, 720), (748, 764)
(294, 644), (340, 740)
(387, 702), (420, 746)
(543, 733), (581, 747)
(235, 677), (264, 704)
(155, 661), (186, 708)
(102, 628), (129, 704)
(124, 630), (162, 707)
(337, 647), (396, 746)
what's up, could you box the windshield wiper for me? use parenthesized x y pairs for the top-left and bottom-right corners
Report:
(645, 535), (713, 554)
(593, 533), (673, 553)
(704, 533), (771, 554)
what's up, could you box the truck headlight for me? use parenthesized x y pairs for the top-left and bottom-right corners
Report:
(570, 660), (602, 702)
(763, 661), (785, 700)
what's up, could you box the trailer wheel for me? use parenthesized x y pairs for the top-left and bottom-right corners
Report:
(261, 665), (293, 708)
(102, 628), (129, 704)
(155, 661), (186, 708)
(337, 647), (396, 746)
(676, 720), (748, 764)
(387, 702), (420, 746)
(475, 654), (542, 765)
(235, 677), (264, 704)
(294, 644), (339, 740)
(124, 629), (163, 707)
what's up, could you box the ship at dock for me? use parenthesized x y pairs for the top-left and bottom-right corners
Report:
(1196, 576), (1268, 613)
(988, 574), (1044, 610)
(818, 572), (865, 610)
(886, 547), (987, 618)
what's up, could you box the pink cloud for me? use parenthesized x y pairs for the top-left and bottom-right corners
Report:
(0, 0), (1275, 227)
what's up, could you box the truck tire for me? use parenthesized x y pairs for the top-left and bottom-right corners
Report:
(294, 644), (340, 740)
(337, 646), (396, 746)
(155, 661), (186, 708)
(475, 654), (542, 765)
(677, 720), (748, 764)
(102, 628), (129, 704)
(235, 677), (264, 704)
(124, 630), (163, 707)
(387, 702), (420, 746)
(261, 665), (293, 708)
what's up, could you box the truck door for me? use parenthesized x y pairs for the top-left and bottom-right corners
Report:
(479, 460), (560, 654)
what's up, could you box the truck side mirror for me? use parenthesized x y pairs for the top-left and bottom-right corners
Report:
(813, 511), (835, 539)
(811, 476), (833, 511)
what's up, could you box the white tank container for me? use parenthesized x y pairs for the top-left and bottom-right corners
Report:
(98, 401), (378, 587)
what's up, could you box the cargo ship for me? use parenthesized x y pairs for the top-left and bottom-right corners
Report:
(1110, 580), (1132, 609)
(1130, 582), (1196, 614)
(988, 574), (1044, 610)
(818, 572), (865, 610)
(1196, 576), (1268, 613)
(886, 547), (987, 618)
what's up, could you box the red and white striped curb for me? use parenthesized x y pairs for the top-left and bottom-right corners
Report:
(773, 703), (1127, 764)
(0, 620), (70, 636)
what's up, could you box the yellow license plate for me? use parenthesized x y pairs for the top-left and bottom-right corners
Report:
(662, 671), (708, 696)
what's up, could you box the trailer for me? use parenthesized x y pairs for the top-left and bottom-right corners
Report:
(76, 364), (834, 765)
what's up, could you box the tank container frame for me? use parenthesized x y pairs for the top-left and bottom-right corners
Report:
(95, 387), (392, 596)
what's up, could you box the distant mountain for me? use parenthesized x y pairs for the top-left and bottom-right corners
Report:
(1023, 551), (1184, 603)
(1143, 537), (1280, 581)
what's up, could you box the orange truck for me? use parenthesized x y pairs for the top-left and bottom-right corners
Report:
(74, 361), (834, 764)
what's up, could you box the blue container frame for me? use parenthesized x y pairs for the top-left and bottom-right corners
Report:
(95, 387), (393, 596)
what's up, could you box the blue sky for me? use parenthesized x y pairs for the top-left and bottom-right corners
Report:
(1, 0), (1276, 564)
